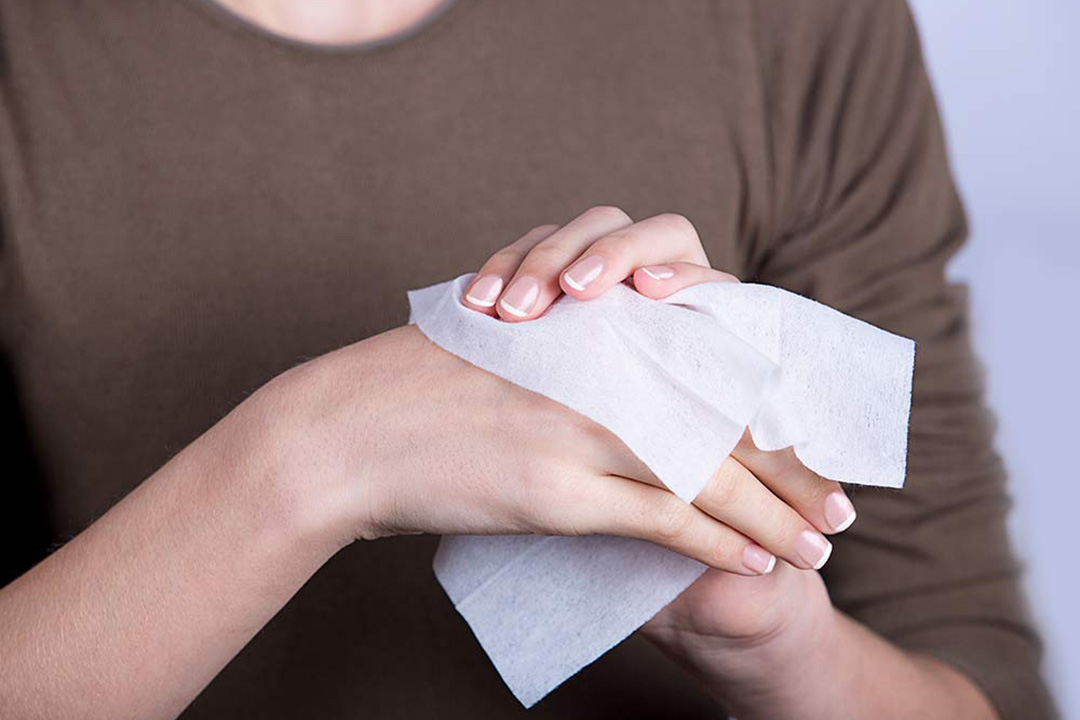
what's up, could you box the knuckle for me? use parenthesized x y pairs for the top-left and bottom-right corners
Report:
(589, 232), (629, 254)
(782, 465), (837, 512)
(520, 389), (573, 431)
(509, 225), (559, 252)
(506, 225), (559, 254)
(487, 245), (526, 267)
(656, 212), (698, 241)
(521, 242), (569, 269)
(579, 415), (618, 447)
(716, 270), (741, 283)
(510, 463), (571, 533)
(585, 205), (632, 225)
(763, 503), (814, 549)
(771, 520), (804, 550)
(527, 223), (561, 238)
(649, 497), (696, 544)
(705, 463), (744, 509)
(654, 213), (708, 261)
(806, 474), (840, 503)
(703, 532), (739, 567)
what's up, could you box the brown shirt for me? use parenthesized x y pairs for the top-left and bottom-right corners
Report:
(0, 0), (1057, 717)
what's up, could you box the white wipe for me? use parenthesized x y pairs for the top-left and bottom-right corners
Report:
(408, 274), (915, 708)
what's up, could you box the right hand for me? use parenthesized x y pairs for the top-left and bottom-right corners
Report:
(454, 208), (854, 576)
(243, 324), (773, 575)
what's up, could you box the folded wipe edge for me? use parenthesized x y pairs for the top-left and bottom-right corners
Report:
(434, 534), (708, 708)
(602, 316), (780, 501)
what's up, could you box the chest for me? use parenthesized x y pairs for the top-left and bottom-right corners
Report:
(3, 0), (770, 531)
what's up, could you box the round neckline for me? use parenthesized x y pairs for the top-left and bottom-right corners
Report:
(186, 0), (464, 56)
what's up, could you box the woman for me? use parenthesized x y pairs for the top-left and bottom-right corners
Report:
(0, 0), (1056, 718)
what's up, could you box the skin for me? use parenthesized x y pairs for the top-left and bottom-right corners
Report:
(0, 2), (1000, 718)
(0, 208), (998, 720)
(212, 0), (450, 45)
(0, 314), (769, 718)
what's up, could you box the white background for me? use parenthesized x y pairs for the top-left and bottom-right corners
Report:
(908, 0), (1079, 714)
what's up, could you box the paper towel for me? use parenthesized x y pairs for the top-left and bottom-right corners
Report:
(408, 273), (915, 707)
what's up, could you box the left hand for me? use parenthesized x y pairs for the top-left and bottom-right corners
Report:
(462, 206), (858, 676)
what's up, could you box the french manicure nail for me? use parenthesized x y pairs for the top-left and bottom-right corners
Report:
(742, 544), (777, 575)
(465, 275), (503, 308)
(563, 255), (607, 291)
(795, 530), (833, 570)
(499, 276), (540, 318)
(641, 265), (676, 281)
(824, 491), (857, 533)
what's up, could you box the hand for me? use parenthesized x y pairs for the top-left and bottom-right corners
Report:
(252, 323), (784, 575)
(461, 206), (858, 575)
(460, 206), (739, 320)
(460, 207), (1002, 720)
(462, 205), (861, 704)
(643, 439), (849, 709)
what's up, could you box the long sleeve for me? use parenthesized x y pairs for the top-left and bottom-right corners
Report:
(748, 1), (1057, 717)
(0, 36), (52, 589)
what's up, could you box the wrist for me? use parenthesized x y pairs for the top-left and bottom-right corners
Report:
(715, 611), (999, 720)
(690, 603), (844, 719)
(740, 606), (841, 698)
(650, 573), (842, 713)
(207, 355), (374, 557)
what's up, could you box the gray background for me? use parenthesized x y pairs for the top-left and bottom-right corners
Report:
(908, 0), (1079, 714)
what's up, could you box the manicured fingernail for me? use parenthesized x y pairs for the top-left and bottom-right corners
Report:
(563, 255), (607, 291)
(795, 530), (833, 570)
(465, 275), (503, 308)
(742, 544), (777, 575)
(499, 276), (540, 318)
(641, 265), (676, 281)
(824, 491), (857, 533)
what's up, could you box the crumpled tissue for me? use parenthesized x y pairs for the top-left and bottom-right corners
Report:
(407, 273), (915, 707)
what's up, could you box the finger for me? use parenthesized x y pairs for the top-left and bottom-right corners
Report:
(558, 213), (711, 301)
(693, 456), (834, 571)
(731, 429), (857, 536)
(565, 475), (777, 576)
(462, 224), (561, 315)
(495, 206), (633, 321)
(632, 262), (740, 299)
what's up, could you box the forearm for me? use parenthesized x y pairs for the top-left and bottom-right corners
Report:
(673, 606), (997, 720)
(0, 381), (350, 720)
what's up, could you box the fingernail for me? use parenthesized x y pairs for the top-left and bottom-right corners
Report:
(499, 276), (540, 318)
(824, 491), (857, 533)
(795, 530), (833, 570)
(563, 255), (607, 291)
(641, 265), (676, 281)
(742, 544), (777, 575)
(465, 275), (503, 308)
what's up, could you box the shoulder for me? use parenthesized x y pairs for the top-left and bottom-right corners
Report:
(751, 0), (921, 75)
